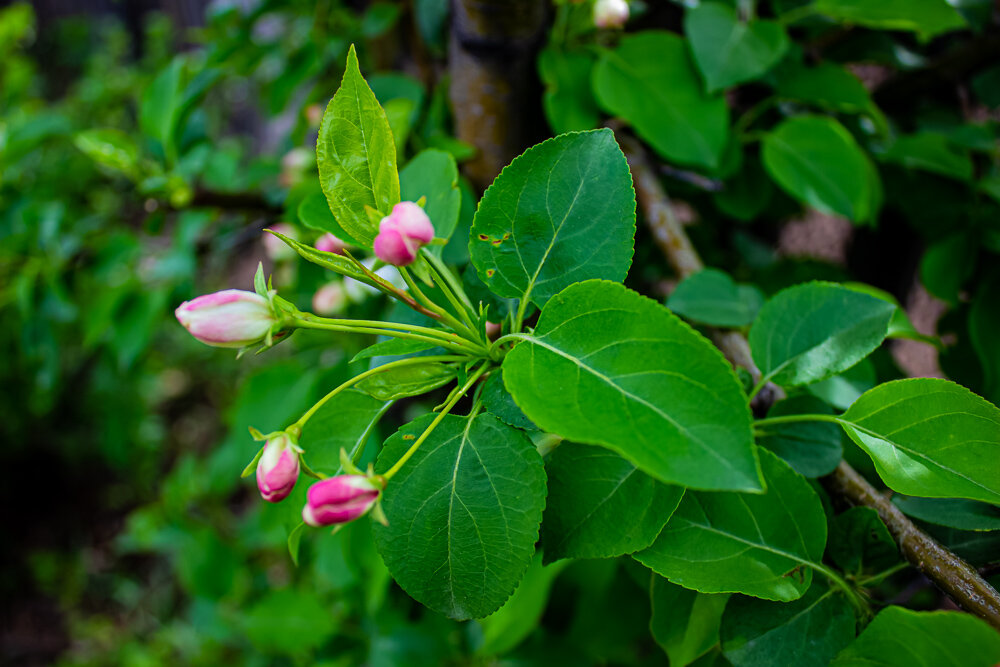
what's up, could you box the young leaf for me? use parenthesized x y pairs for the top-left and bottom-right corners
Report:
(892, 496), (1000, 532)
(481, 372), (536, 431)
(350, 338), (440, 364)
(503, 280), (761, 492)
(317, 44), (400, 247)
(839, 378), (1000, 505)
(298, 388), (388, 472)
(685, 2), (789, 93)
(749, 281), (895, 388)
(830, 607), (1000, 666)
(762, 116), (876, 222)
(667, 268), (764, 328)
(373, 413), (547, 620)
(593, 32), (730, 169)
(355, 362), (455, 401)
(756, 395), (842, 477)
(469, 129), (636, 309)
(721, 583), (856, 667)
(400, 149), (460, 245)
(266, 228), (370, 282)
(635, 448), (826, 602)
(541, 443), (684, 563)
(650, 576), (729, 667)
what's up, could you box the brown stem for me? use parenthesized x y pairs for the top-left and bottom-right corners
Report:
(615, 127), (1000, 629)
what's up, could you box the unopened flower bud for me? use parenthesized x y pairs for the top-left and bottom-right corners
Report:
(280, 148), (314, 188)
(256, 433), (300, 502)
(373, 202), (434, 266)
(305, 103), (323, 128)
(175, 290), (276, 348)
(263, 223), (299, 262)
(594, 0), (629, 28)
(315, 232), (347, 255)
(312, 281), (348, 315)
(302, 475), (381, 526)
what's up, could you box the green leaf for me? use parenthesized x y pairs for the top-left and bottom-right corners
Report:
(287, 522), (306, 566)
(721, 584), (856, 667)
(355, 362), (455, 401)
(881, 133), (974, 181)
(893, 496), (1000, 532)
(400, 149), (460, 245)
(593, 31), (730, 169)
(541, 443), (684, 563)
(538, 48), (601, 134)
(373, 413), (547, 620)
(667, 268), (764, 327)
(762, 115), (877, 222)
(749, 281), (895, 388)
(806, 358), (876, 411)
(685, 2), (789, 93)
(970, 270), (1000, 404)
(298, 388), (388, 472)
(469, 129), (636, 309)
(73, 129), (141, 177)
(920, 232), (976, 304)
(635, 448), (826, 601)
(350, 338), (440, 363)
(264, 229), (370, 282)
(843, 282), (939, 347)
(317, 44), (400, 247)
(140, 57), (183, 160)
(812, 0), (967, 41)
(650, 577), (730, 667)
(827, 507), (900, 574)
(242, 589), (337, 654)
(830, 607), (1000, 666)
(775, 63), (875, 115)
(297, 190), (364, 247)
(481, 372), (536, 431)
(503, 280), (760, 491)
(757, 395), (842, 477)
(839, 378), (1000, 505)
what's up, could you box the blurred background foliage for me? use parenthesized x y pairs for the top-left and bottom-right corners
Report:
(1, 0), (998, 664)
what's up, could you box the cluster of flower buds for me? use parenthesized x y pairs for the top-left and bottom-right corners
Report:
(175, 290), (278, 348)
(594, 0), (629, 28)
(373, 201), (435, 267)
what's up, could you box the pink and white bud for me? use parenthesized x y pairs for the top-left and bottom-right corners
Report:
(302, 475), (381, 526)
(305, 103), (323, 128)
(315, 232), (347, 255)
(486, 321), (502, 341)
(373, 201), (435, 266)
(263, 223), (299, 262)
(175, 290), (276, 348)
(256, 434), (300, 502)
(312, 281), (348, 315)
(594, 0), (629, 28)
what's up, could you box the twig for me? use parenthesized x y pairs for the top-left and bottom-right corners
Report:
(614, 127), (1000, 630)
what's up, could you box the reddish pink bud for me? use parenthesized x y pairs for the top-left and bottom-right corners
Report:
(315, 232), (347, 255)
(302, 475), (381, 526)
(256, 434), (300, 502)
(312, 281), (347, 315)
(486, 321), (502, 340)
(175, 290), (276, 348)
(373, 202), (434, 266)
(263, 223), (299, 261)
(594, 0), (629, 28)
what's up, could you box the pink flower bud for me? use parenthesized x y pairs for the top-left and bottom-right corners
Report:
(373, 201), (435, 266)
(256, 434), (300, 502)
(263, 223), (299, 261)
(312, 281), (347, 315)
(594, 0), (629, 28)
(315, 232), (347, 255)
(302, 475), (381, 526)
(175, 289), (276, 348)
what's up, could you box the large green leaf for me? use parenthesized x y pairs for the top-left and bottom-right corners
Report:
(400, 149), (460, 244)
(811, 0), (967, 41)
(839, 378), (1000, 505)
(756, 395), (842, 477)
(635, 448), (826, 601)
(593, 31), (730, 169)
(541, 443), (684, 563)
(298, 388), (388, 472)
(373, 413), (546, 620)
(762, 115), (876, 222)
(503, 280), (760, 491)
(317, 44), (400, 247)
(650, 577), (730, 667)
(666, 268), (764, 328)
(538, 48), (601, 134)
(469, 129), (635, 309)
(685, 2), (789, 93)
(721, 584), (856, 667)
(749, 282), (895, 388)
(830, 607), (1000, 667)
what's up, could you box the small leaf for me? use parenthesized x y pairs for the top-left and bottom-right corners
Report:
(635, 448), (826, 602)
(775, 63), (875, 115)
(287, 522), (306, 566)
(811, 0), (967, 42)
(541, 443), (684, 563)
(373, 413), (547, 620)
(538, 48), (601, 134)
(481, 372), (536, 431)
(667, 268), (764, 327)
(470, 129), (636, 309)
(892, 496), (1000, 532)
(830, 607), (1000, 667)
(881, 133), (974, 181)
(839, 378), (1000, 504)
(650, 576), (729, 667)
(827, 507), (900, 574)
(355, 362), (455, 401)
(350, 338), (440, 363)
(685, 2), (789, 93)
(806, 359), (876, 411)
(503, 280), (760, 491)
(749, 281), (895, 388)
(756, 395), (842, 477)
(317, 44), (400, 247)
(265, 229), (371, 282)
(74, 129), (141, 176)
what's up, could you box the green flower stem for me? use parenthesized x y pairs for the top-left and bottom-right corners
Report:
(292, 355), (466, 431)
(398, 266), (480, 341)
(754, 413), (844, 428)
(856, 562), (910, 588)
(383, 362), (491, 480)
(421, 248), (477, 318)
(293, 316), (486, 356)
(809, 561), (871, 618)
